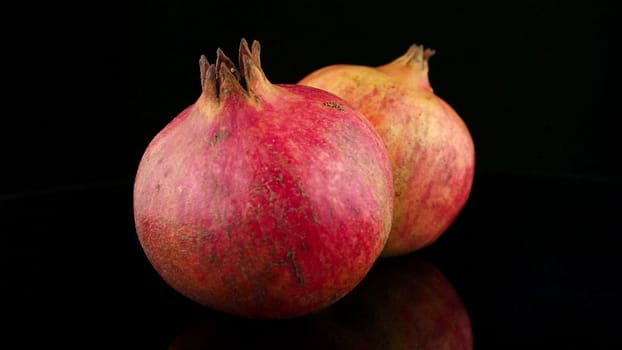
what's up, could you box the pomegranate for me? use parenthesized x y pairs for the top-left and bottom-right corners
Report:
(298, 44), (475, 257)
(133, 39), (393, 319)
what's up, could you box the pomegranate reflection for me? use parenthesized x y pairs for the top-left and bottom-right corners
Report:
(168, 255), (472, 349)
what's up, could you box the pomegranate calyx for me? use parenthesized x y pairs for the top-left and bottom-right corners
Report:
(238, 38), (273, 100)
(400, 44), (436, 72)
(198, 38), (274, 106)
(199, 55), (217, 99)
(377, 43), (436, 92)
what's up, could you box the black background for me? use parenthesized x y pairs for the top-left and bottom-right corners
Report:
(5, 0), (621, 348)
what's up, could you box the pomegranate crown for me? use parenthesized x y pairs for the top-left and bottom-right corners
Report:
(377, 42), (436, 92)
(198, 38), (272, 103)
(394, 43), (436, 72)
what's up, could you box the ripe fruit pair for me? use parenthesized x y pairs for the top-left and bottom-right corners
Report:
(133, 39), (475, 319)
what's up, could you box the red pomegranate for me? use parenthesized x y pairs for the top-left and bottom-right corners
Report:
(299, 44), (475, 257)
(133, 39), (394, 319)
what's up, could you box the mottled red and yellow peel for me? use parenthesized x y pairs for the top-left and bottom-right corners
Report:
(299, 44), (475, 257)
(134, 39), (394, 319)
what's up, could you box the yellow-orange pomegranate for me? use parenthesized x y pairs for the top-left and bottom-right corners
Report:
(299, 44), (475, 257)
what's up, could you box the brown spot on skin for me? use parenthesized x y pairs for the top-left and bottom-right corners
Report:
(312, 213), (321, 224)
(321, 101), (345, 112)
(274, 173), (284, 184)
(295, 181), (308, 198)
(210, 129), (230, 144)
(200, 231), (215, 240)
(287, 250), (305, 286)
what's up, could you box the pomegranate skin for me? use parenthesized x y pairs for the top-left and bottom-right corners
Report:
(299, 44), (475, 257)
(133, 40), (393, 319)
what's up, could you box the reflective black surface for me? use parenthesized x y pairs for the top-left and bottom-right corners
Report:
(6, 171), (621, 348)
(5, 0), (619, 348)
